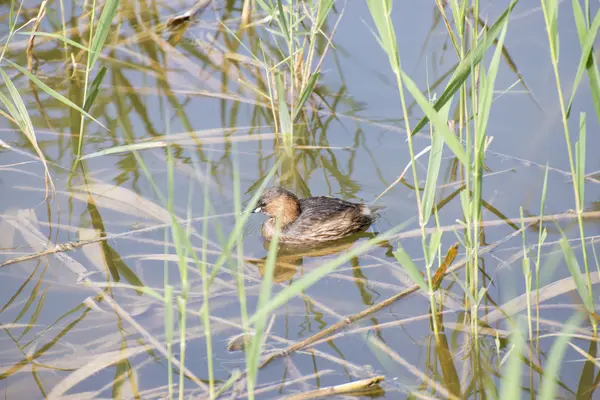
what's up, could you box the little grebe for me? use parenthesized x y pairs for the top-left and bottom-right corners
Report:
(252, 187), (380, 243)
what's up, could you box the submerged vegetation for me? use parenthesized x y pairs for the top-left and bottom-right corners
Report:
(1, 0), (600, 398)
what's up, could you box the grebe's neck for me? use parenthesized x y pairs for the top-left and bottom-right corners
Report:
(268, 196), (300, 226)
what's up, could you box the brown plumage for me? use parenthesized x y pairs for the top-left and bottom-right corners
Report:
(252, 187), (381, 244)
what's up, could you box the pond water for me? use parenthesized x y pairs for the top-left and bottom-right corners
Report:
(1, 0), (600, 398)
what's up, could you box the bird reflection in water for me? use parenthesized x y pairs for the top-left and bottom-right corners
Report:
(247, 231), (394, 283)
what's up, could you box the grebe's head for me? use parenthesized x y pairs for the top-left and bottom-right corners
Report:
(253, 187), (300, 225)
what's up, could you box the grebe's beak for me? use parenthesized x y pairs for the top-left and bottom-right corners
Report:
(252, 206), (262, 213)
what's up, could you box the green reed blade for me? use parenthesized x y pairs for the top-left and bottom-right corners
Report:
(198, 158), (215, 398)
(394, 244), (429, 291)
(80, 141), (169, 160)
(89, 0), (119, 70)
(83, 66), (107, 112)
(292, 72), (319, 122)
(499, 318), (526, 399)
(247, 218), (280, 393)
(4, 60), (106, 129)
(539, 312), (584, 399)
(476, 22), (508, 153)
(316, 0), (335, 28)
(572, 1), (600, 123)
(422, 102), (451, 224)
(0, 68), (54, 194)
(276, 0), (290, 42)
(542, 0), (559, 58)
(16, 32), (92, 52)
(400, 70), (467, 166)
(0, 68), (37, 145)
(164, 285), (174, 398)
(214, 369), (242, 398)
(427, 229), (443, 268)
(575, 113), (586, 210)
(411, 0), (518, 136)
(275, 73), (292, 136)
(566, 5), (600, 118)
(559, 236), (594, 314)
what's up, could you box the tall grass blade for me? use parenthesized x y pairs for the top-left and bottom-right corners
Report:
(427, 230), (443, 268)
(394, 244), (429, 291)
(4, 60), (106, 129)
(17, 32), (92, 52)
(197, 156), (215, 397)
(316, 0), (335, 28)
(292, 72), (319, 122)
(566, 6), (600, 118)
(214, 369), (242, 398)
(571, 1), (600, 123)
(411, 0), (518, 135)
(247, 219), (280, 395)
(542, 0), (560, 59)
(80, 141), (170, 159)
(476, 22), (509, 146)
(89, 0), (119, 70)
(164, 285), (174, 399)
(539, 312), (584, 399)
(366, 0), (400, 76)
(276, 0), (290, 42)
(575, 112), (586, 210)
(499, 319), (526, 399)
(275, 73), (292, 151)
(559, 236), (594, 314)
(0, 69), (38, 148)
(422, 107), (452, 223)
(399, 70), (467, 166)
(83, 66), (107, 112)
(275, 73), (292, 134)
(0, 68), (54, 195)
